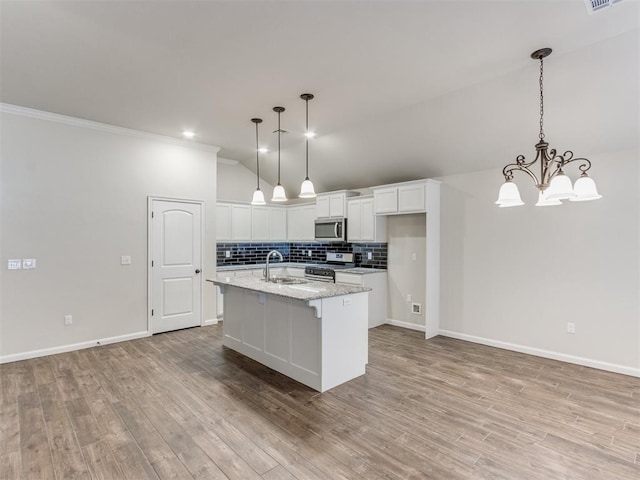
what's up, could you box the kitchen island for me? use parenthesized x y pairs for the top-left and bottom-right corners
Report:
(208, 275), (370, 392)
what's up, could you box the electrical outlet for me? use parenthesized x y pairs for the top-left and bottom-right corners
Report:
(308, 250), (312, 257)
(406, 294), (412, 302)
(64, 315), (73, 326)
(22, 258), (36, 269)
(225, 250), (231, 258)
(411, 303), (422, 315)
(567, 322), (576, 334)
(8, 259), (22, 270)
(120, 255), (131, 265)
(411, 252), (417, 261)
(367, 252), (372, 260)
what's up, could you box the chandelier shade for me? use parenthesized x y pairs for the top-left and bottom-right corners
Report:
(495, 180), (524, 207)
(497, 47), (601, 207)
(570, 174), (603, 202)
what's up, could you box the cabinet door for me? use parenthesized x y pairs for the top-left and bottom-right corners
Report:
(329, 194), (345, 218)
(374, 188), (398, 214)
(301, 205), (316, 240)
(360, 198), (375, 240)
(231, 205), (251, 241)
(216, 204), (232, 241)
(398, 184), (426, 212)
(316, 196), (330, 218)
(287, 207), (302, 241)
(251, 206), (270, 241)
(270, 208), (287, 241)
(347, 199), (362, 241)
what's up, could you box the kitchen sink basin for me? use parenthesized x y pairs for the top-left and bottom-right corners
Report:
(265, 276), (307, 285)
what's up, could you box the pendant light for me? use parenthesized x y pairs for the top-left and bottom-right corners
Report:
(496, 48), (602, 207)
(250, 118), (266, 205)
(299, 93), (317, 198)
(271, 106), (287, 202)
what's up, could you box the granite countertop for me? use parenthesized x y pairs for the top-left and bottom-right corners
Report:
(339, 267), (387, 275)
(207, 275), (370, 301)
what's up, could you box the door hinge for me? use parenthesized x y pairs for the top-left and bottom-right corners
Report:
(151, 309), (154, 316)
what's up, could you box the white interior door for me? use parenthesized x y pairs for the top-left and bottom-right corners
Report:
(151, 199), (202, 334)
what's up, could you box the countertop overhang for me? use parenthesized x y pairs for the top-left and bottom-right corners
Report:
(207, 276), (370, 301)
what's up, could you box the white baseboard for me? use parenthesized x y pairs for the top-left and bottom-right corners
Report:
(203, 318), (219, 326)
(438, 330), (640, 378)
(0, 331), (150, 364)
(386, 318), (426, 332)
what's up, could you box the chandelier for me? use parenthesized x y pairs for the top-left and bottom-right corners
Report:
(496, 48), (602, 207)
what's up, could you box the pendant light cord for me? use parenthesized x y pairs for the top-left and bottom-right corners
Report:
(255, 121), (260, 189)
(277, 110), (281, 184)
(305, 97), (310, 180)
(539, 56), (545, 141)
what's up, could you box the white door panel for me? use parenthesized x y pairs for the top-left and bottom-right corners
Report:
(151, 199), (202, 334)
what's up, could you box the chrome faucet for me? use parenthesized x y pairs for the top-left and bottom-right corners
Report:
(264, 250), (283, 281)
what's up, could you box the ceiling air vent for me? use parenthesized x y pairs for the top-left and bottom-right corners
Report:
(585, 0), (624, 14)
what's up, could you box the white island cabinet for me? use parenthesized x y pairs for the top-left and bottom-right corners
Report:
(209, 276), (369, 392)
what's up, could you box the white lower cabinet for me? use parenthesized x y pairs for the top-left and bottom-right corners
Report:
(335, 271), (387, 328)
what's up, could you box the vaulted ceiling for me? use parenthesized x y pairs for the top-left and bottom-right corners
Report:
(1, 1), (638, 193)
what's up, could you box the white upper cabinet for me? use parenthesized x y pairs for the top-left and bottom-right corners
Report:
(270, 207), (287, 241)
(250, 206), (270, 241)
(231, 204), (252, 240)
(316, 191), (359, 218)
(347, 196), (387, 242)
(372, 180), (433, 215)
(216, 203), (232, 241)
(287, 204), (316, 241)
(250, 206), (287, 241)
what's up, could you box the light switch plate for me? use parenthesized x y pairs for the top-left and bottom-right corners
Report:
(121, 255), (131, 265)
(367, 252), (372, 260)
(8, 259), (21, 270)
(22, 259), (36, 269)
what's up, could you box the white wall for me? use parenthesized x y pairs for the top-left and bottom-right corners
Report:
(0, 107), (219, 360)
(437, 149), (639, 375)
(387, 214), (426, 329)
(217, 160), (274, 202)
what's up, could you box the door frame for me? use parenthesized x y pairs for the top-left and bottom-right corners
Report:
(147, 196), (205, 334)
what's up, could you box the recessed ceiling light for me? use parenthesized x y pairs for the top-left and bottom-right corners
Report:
(182, 130), (195, 139)
(258, 147), (269, 153)
(304, 131), (316, 138)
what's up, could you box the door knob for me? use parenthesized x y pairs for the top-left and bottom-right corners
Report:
(195, 269), (201, 274)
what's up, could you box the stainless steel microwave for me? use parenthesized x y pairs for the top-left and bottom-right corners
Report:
(314, 218), (347, 242)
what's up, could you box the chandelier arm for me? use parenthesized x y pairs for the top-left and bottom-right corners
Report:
(560, 155), (593, 174)
(502, 163), (540, 185)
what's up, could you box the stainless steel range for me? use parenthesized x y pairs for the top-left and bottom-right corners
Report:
(304, 252), (355, 283)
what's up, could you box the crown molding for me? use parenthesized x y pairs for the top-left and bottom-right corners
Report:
(0, 103), (221, 154)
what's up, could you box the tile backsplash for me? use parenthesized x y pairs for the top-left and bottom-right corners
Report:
(217, 242), (387, 269)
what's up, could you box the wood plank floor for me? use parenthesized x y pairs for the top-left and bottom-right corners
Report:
(1, 324), (638, 479)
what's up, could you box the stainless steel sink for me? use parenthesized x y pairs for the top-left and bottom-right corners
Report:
(265, 276), (307, 285)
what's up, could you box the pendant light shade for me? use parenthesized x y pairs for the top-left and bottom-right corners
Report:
(495, 180), (524, 207)
(570, 173), (602, 202)
(299, 93), (317, 198)
(250, 118), (266, 205)
(271, 106), (287, 202)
